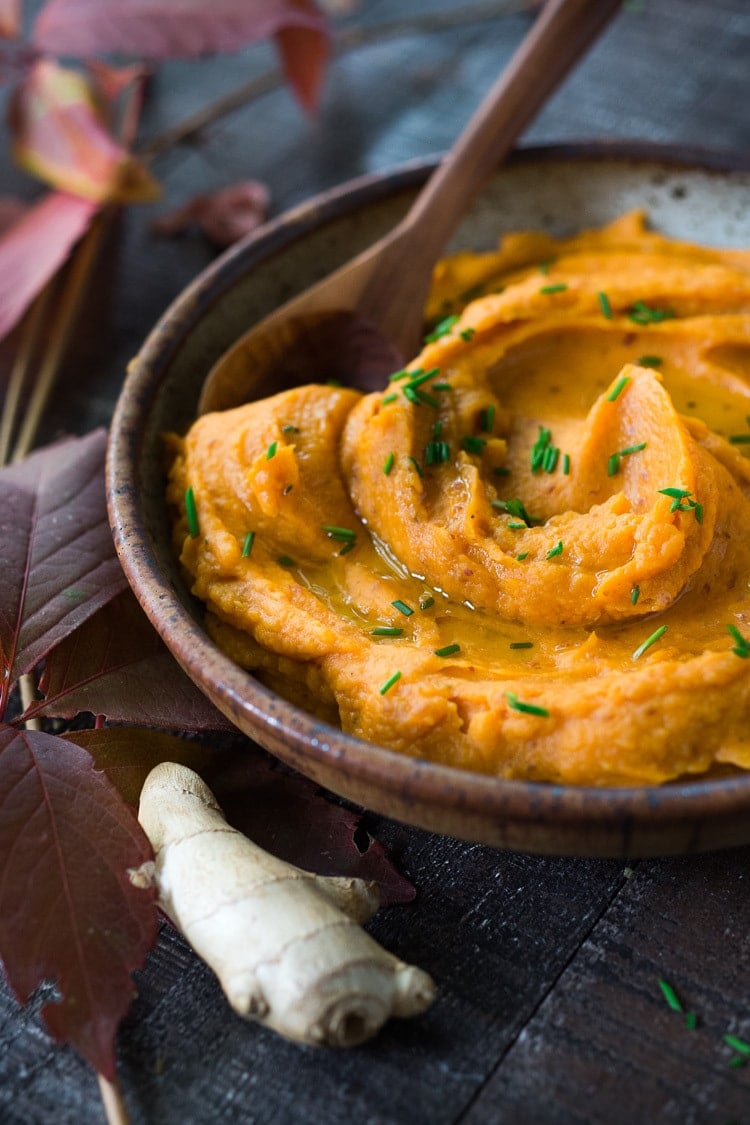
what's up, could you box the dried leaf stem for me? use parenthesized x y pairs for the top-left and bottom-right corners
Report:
(97, 1074), (132, 1125)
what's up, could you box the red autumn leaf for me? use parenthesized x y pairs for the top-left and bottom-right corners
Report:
(0, 725), (157, 1078)
(70, 727), (416, 906)
(0, 430), (128, 713)
(0, 0), (20, 38)
(33, 0), (330, 111)
(152, 180), (270, 249)
(0, 190), (97, 342)
(10, 60), (160, 203)
(34, 590), (234, 732)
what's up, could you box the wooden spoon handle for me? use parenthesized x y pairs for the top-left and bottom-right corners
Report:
(362, 0), (622, 341)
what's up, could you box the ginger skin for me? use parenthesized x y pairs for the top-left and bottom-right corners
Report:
(137, 763), (435, 1047)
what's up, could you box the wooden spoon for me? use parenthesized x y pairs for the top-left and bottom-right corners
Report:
(198, 0), (622, 414)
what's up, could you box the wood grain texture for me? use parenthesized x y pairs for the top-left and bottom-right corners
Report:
(1, 1), (750, 1121)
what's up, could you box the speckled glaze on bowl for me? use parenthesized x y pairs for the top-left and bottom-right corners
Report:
(108, 143), (750, 857)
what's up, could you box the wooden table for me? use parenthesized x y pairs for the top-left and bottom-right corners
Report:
(2, 2), (750, 1121)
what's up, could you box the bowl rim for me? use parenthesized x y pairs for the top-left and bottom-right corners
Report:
(107, 140), (750, 836)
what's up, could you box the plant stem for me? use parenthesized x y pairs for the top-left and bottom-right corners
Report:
(11, 212), (109, 463)
(18, 674), (42, 731)
(0, 287), (57, 466)
(97, 1073), (132, 1125)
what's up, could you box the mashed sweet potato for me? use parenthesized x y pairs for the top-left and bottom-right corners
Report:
(169, 211), (750, 785)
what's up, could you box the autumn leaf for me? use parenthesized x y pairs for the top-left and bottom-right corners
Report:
(33, 0), (330, 111)
(0, 430), (128, 713)
(0, 726), (157, 1078)
(152, 180), (270, 248)
(10, 60), (160, 203)
(34, 590), (234, 732)
(70, 727), (416, 906)
(0, 190), (97, 342)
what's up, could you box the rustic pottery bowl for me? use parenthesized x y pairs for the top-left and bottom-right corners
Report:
(108, 143), (750, 857)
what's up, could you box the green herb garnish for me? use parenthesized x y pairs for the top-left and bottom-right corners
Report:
(727, 624), (750, 658)
(435, 643), (461, 658)
(607, 375), (630, 402)
(462, 435), (487, 455)
(724, 1034), (750, 1056)
(372, 626), (404, 637)
(431, 382), (453, 392)
(424, 315), (459, 343)
(383, 451), (395, 475)
(633, 624), (668, 660)
(637, 355), (663, 368)
(540, 283), (568, 295)
(608, 441), (647, 475)
(491, 497), (532, 525)
(685, 1012), (697, 1031)
(598, 291), (613, 319)
(282, 424), (300, 434)
(480, 404), (496, 433)
(389, 367), (412, 382)
(729, 434), (750, 444)
(658, 487), (703, 522)
(629, 300), (675, 325)
(241, 531), (255, 558)
(379, 671), (402, 695)
(546, 540), (564, 560)
(631, 585), (640, 605)
(542, 444), (559, 473)
(538, 257), (555, 275)
(266, 441), (278, 460)
(460, 328), (476, 342)
(509, 641), (533, 650)
(407, 456), (424, 478)
(185, 487), (199, 539)
(391, 599), (414, 617)
(381, 392), (398, 405)
(425, 440), (451, 465)
(419, 595), (435, 611)
(322, 525), (356, 542)
(562, 453), (571, 475)
(277, 555), (295, 568)
(505, 691), (549, 718)
(658, 978), (683, 1013)
(516, 552), (529, 561)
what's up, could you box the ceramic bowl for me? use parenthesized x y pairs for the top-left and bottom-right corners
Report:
(108, 143), (750, 857)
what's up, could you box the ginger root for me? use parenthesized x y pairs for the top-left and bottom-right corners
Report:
(136, 762), (435, 1047)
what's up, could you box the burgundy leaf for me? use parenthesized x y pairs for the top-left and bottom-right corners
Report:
(0, 430), (128, 712)
(33, 0), (330, 109)
(152, 180), (270, 249)
(10, 60), (159, 203)
(207, 753), (416, 905)
(72, 729), (416, 906)
(0, 725), (157, 1078)
(0, 190), (97, 343)
(34, 590), (234, 732)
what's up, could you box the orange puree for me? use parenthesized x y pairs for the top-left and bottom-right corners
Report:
(169, 212), (750, 785)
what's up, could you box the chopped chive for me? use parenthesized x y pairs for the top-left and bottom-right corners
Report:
(494, 466), (511, 476)
(607, 453), (621, 477)
(540, 283), (568, 295)
(729, 434), (750, 444)
(282, 424), (299, 434)
(391, 599), (414, 617)
(546, 540), (564, 560)
(538, 257), (556, 275)
(460, 283), (484, 302)
(424, 315), (459, 343)
(507, 521), (527, 529)
(404, 386), (440, 408)
(383, 451), (395, 475)
(479, 404), (496, 433)
(658, 487), (702, 521)
(631, 585), (640, 605)
(608, 441), (647, 476)
(326, 379), (342, 387)
(727, 624), (750, 658)
(462, 435), (487, 455)
(283, 484), (294, 495)
(724, 1034), (750, 1056)
(460, 328), (476, 342)
(431, 382), (453, 392)
(620, 442), (648, 456)
(505, 691), (549, 717)
(322, 525), (356, 541)
(404, 367), (441, 390)
(435, 643), (461, 658)
(184, 487), (199, 539)
(658, 978), (683, 1013)
(491, 497), (532, 524)
(338, 541), (355, 556)
(633, 624), (668, 660)
(658, 486), (691, 499)
(419, 595), (435, 611)
(241, 531), (255, 557)
(433, 419), (444, 438)
(379, 670), (402, 695)
(266, 441), (278, 460)
(637, 355), (663, 368)
(381, 392), (398, 405)
(425, 440), (451, 465)
(509, 641), (533, 650)
(562, 453), (571, 475)
(389, 367), (412, 382)
(729, 1055), (746, 1069)
(516, 552), (529, 561)
(598, 291), (613, 319)
(372, 626), (404, 637)
(607, 375), (630, 402)
(685, 1011), (698, 1031)
(277, 555), (295, 568)
(407, 456), (424, 478)
(542, 445), (560, 473)
(629, 300), (675, 325)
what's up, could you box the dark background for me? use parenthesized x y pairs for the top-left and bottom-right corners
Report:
(1, 2), (750, 1122)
